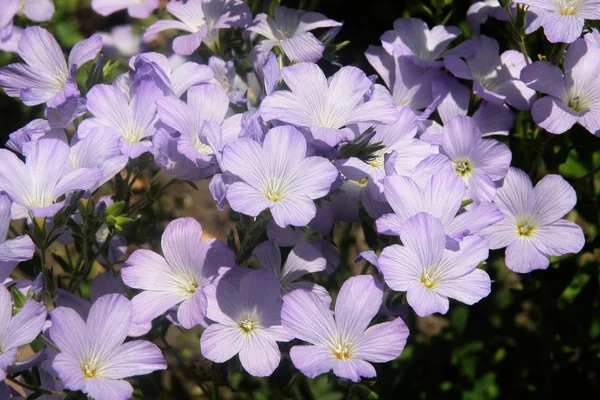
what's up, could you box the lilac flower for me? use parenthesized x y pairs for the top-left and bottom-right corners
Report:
(221, 126), (338, 227)
(260, 63), (400, 147)
(67, 131), (129, 193)
(0, 0), (54, 37)
(0, 27), (102, 107)
(99, 25), (142, 57)
(79, 80), (162, 158)
(365, 45), (441, 113)
(444, 35), (535, 110)
(379, 213), (491, 317)
(520, 38), (600, 135)
(92, 0), (158, 19)
(439, 116), (511, 202)
(129, 52), (213, 98)
(201, 269), (291, 377)
(0, 26), (21, 53)
(338, 107), (436, 201)
(480, 168), (585, 273)
(516, 0), (600, 43)
(151, 128), (207, 181)
(377, 167), (502, 242)
(267, 201), (340, 273)
(209, 56), (247, 105)
(144, 0), (252, 56)
(467, 1), (509, 34)
(50, 294), (167, 400)
(0, 284), (47, 380)
(281, 275), (409, 382)
(380, 18), (468, 67)
(0, 195), (35, 283)
(253, 240), (330, 305)
(156, 83), (241, 177)
(122, 217), (235, 330)
(0, 139), (102, 217)
(247, 5), (341, 68)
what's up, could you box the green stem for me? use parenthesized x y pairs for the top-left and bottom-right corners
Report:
(505, 4), (530, 64)
(38, 334), (60, 352)
(6, 376), (66, 398)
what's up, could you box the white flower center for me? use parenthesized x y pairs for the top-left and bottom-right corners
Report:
(452, 159), (473, 178)
(238, 314), (259, 335)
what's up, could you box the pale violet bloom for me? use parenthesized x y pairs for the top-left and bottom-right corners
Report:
(122, 217), (235, 331)
(50, 294), (167, 400)
(444, 35), (535, 110)
(480, 168), (585, 273)
(516, 0), (600, 43)
(380, 18), (471, 67)
(281, 275), (409, 382)
(467, 0), (509, 34)
(0, 284), (47, 381)
(377, 166), (502, 243)
(99, 25), (143, 57)
(209, 56), (247, 106)
(338, 107), (437, 201)
(78, 80), (162, 158)
(201, 269), (291, 377)
(247, 5), (341, 69)
(129, 52), (213, 98)
(0, 0), (54, 38)
(520, 38), (600, 136)
(92, 0), (158, 19)
(439, 116), (512, 202)
(221, 126), (339, 227)
(0, 139), (102, 217)
(157, 83), (242, 177)
(0, 194), (35, 282)
(0, 27), (102, 107)
(151, 128), (207, 182)
(379, 213), (491, 317)
(329, 174), (392, 223)
(253, 240), (330, 306)
(260, 63), (399, 147)
(0, 26), (21, 53)
(144, 0), (252, 56)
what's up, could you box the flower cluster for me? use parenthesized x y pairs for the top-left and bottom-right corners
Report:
(0, 0), (592, 399)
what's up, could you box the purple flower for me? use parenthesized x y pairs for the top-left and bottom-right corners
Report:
(281, 275), (409, 382)
(200, 269), (291, 377)
(0, 26), (21, 53)
(221, 126), (338, 227)
(480, 168), (585, 273)
(380, 18), (468, 67)
(92, 0), (158, 19)
(0, 0), (54, 38)
(444, 35), (535, 110)
(259, 63), (399, 147)
(0, 139), (102, 217)
(156, 83), (242, 177)
(0, 27), (102, 107)
(377, 166), (502, 242)
(151, 128), (207, 181)
(520, 38), (600, 136)
(50, 294), (167, 400)
(129, 52), (213, 98)
(79, 80), (162, 158)
(516, 0), (600, 43)
(365, 45), (441, 113)
(247, 5), (341, 68)
(439, 116), (511, 202)
(144, 0), (252, 56)
(122, 217), (235, 330)
(379, 213), (491, 317)
(209, 56), (247, 105)
(99, 25), (142, 57)
(0, 284), (47, 381)
(267, 201), (340, 273)
(0, 195), (35, 282)
(338, 107), (436, 201)
(253, 240), (330, 305)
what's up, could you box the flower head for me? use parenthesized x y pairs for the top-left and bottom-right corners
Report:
(281, 275), (409, 382)
(0, 0), (54, 39)
(50, 294), (167, 400)
(200, 269), (291, 377)
(480, 168), (585, 273)
(379, 213), (491, 317)
(122, 218), (235, 331)
(0, 27), (102, 107)
(221, 126), (339, 227)
(259, 63), (399, 147)
(92, 0), (158, 19)
(0, 194), (35, 282)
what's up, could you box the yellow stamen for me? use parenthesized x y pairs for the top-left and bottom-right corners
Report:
(332, 343), (350, 360)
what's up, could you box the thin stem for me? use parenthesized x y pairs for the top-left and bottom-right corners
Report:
(505, 4), (530, 65)
(6, 376), (66, 398)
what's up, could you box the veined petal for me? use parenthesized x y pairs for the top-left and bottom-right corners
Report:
(100, 340), (167, 379)
(530, 219), (584, 256)
(86, 294), (131, 361)
(335, 276), (383, 342)
(379, 244), (422, 291)
(18, 27), (68, 87)
(289, 345), (335, 379)
(200, 324), (244, 362)
(68, 34), (103, 71)
(434, 268), (491, 305)
(407, 284), (449, 317)
(533, 174), (577, 226)
(355, 318), (409, 362)
(282, 288), (336, 347)
(505, 238), (550, 273)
